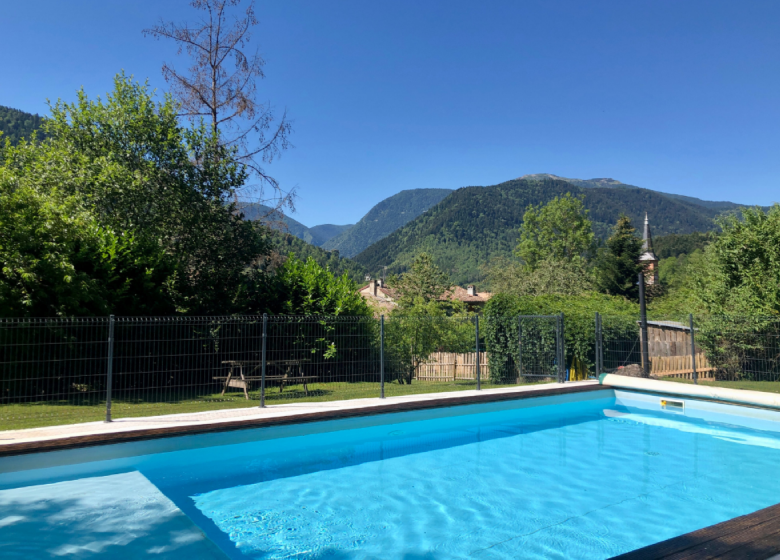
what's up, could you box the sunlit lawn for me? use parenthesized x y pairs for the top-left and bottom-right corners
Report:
(660, 377), (780, 394)
(1, 379), (553, 431)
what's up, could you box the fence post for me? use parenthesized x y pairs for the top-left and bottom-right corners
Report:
(638, 272), (650, 378)
(518, 316), (523, 382)
(555, 314), (560, 382)
(689, 313), (698, 385)
(595, 312), (602, 378)
(260, 313), (267, 408)
(105, 315), (115, 423)
(380, 315), (385, 398)
(475, 315), (481, 390)
(560, 312), (566, 383)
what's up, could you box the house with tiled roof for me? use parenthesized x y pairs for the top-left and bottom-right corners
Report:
(358, 278), (492, 314)
(358, 279), (397, 313)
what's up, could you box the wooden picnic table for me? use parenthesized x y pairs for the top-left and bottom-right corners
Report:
(214, 358), (315, 399)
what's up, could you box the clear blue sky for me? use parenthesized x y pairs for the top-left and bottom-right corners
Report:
(3, 0), (779, 226)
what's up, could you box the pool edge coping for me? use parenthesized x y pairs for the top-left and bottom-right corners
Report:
(0, 383), (608, 457)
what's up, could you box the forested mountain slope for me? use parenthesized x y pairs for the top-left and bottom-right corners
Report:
(520, 173), (743, 212)
(322, 188), (453, 257)
(239, 203), (352, 246)
(268, 231), (367, 282)
(353, 177), (722, 285)
(0, 105), (46, 144)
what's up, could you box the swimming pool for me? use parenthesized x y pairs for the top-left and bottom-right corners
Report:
(3, 388), (780, 559)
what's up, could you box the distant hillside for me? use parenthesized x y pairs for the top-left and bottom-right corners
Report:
(520, 173), (743, 212)
(353, 177), (724, 286)
(267, 230), (367, 283)
(0, 105), (46, 144)
(653, 232), (712, 259)
(239, 203), (352, 247)
(307, 224), (353, 246)
(322, 188), (453, 258)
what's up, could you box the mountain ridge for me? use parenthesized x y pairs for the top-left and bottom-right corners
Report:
(353, 177), (730, 285)
(320, 188), (454, 257)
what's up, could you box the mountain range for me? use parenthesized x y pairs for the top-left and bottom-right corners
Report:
(352, 176), (746, 285)
(239, 188), (453, 257)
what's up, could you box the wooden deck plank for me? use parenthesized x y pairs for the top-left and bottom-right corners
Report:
(611, 502), (780, 559)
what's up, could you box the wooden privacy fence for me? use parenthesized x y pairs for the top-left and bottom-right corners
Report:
(650, 352), (714, 379)
(415, 352), (489, 381)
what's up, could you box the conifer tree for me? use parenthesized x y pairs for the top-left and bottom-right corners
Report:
(596, 215), (644, 301)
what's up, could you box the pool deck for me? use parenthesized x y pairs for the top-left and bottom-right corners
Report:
(0, 380), (604, 456)
(611, 501), (780, 560)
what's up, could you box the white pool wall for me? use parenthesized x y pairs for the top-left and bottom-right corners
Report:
(601, 373), (780, 410)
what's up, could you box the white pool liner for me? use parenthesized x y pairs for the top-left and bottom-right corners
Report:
(0, 471), (226, 559)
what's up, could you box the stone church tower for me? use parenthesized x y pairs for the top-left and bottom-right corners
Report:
(639, 213), (659, 284)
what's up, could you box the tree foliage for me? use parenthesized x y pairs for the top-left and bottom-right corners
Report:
(595, 215), (644, 301)
(690, 205), (780, 316)
(653, 231), (712, 259)
(484, 292), (638, 382)
(390, 253), (450, 308)
(0, 180), (173, 316)
(384, 253), (471, 384)
(486, 256), (593, 298)
(515, 193), (595, 268)
(0, 74), (357, 318)
(270, 255), (370, 316)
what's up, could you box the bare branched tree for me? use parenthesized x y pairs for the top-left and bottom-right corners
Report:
(144, 0), (293, 212)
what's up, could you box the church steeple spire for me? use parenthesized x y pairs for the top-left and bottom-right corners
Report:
(642, 212), (654, 254)
(639, 212), (659, 284)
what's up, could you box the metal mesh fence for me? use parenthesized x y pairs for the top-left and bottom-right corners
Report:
(1, 314), (559, 431)
(693, 315), (780, 383)
(7, 312), (779, 431)
(0, 317), (109, 429)
(482, 315), (562, 384)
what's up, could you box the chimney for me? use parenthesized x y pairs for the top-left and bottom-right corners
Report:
(467, 285), (476, 297)
(369, 279), (378, 296)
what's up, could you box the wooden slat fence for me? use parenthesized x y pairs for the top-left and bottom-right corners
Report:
(415, 352), (489, 381)
(650, 352), (714, 379)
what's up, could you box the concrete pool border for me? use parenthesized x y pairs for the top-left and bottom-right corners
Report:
(0, 381), (604, 457)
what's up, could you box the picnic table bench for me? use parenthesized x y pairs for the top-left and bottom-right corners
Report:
(213, 358), (316, 399)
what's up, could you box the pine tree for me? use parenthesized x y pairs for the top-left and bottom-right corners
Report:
(596, 215), (644, 301)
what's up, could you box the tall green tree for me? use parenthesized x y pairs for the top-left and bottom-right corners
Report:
(0, 180), (174, 316)
(486, 256), (593, 298)
(1, 74), (270, 315)
(271, 255), (370, 316)
(390, 253), (450, 309)
(385, 253), (471, 384)
(691, 205), (780, 316)
(595, 215), (644, 301)
(515, 193), (595, 269)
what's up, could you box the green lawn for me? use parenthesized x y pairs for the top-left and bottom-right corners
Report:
(1, 379), (552, 431)
(660, 377), (780, 394)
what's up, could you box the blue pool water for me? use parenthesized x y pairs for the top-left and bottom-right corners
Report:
(4, 389), (780, 559)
